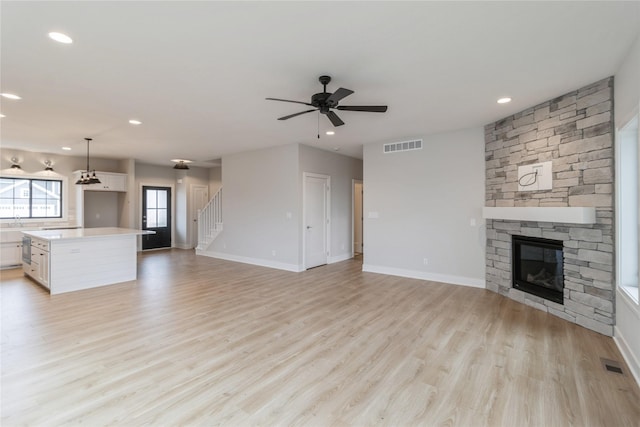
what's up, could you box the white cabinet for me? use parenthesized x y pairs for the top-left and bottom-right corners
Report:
(35, 250), (50, 288)
(0, 241), (22, 268)
(74, 171), (127, 192)
(94, 173), (127, 192)
(24, 238), (50, 288)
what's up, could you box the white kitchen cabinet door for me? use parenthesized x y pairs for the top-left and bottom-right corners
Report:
(74, 171), (127, 192)
(106, 174), (127, 192)
(38, 251), (50, 288)
(92, 173), (127, 191)
(0, 242), (22, 268)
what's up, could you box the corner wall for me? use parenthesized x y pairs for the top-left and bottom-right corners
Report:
(485, 77), (615, 336)
(362, 128), (486, 287)
(208, 144), (301, 271)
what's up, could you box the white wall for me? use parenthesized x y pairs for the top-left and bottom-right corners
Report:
(299, 145), (363, 264)
(118, 159), (136, 229)
(362, 128), (486, 287)
(208, 144), (301, 271)
(209, 166), (222, 195)
(614, 32), (640, 386)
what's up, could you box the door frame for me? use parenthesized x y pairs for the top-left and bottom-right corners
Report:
(138, 182), (175, 251)
(190, 184), (209, 249)
(352, 179), (363, 258)
(302, 172), (331, 270)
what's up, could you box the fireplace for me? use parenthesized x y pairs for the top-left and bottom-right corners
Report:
(512, 235), (564, 304)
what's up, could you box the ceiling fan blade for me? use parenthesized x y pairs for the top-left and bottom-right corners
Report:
(266, 97), (313, 106)
(278, 109), (316, 120)
(326, 88), (354, 104)
(336, 105), (388, 112)
(326, 111), (345, 127)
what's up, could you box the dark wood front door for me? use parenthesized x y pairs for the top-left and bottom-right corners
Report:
(142, 186), (171, 250)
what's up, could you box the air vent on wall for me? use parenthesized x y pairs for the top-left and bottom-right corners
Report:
(383, 139), (423, 153)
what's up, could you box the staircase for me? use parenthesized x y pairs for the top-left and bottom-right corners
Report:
(196, 187), (223, 251)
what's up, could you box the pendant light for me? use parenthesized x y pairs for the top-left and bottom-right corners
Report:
(75, 138), (101, 185)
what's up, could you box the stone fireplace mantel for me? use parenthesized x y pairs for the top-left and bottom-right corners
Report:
(483, 207), (596, 224)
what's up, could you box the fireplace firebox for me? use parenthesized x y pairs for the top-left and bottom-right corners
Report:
(512, 235), (564, 304)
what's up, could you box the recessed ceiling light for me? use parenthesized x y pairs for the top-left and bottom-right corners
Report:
(326, 131), (335, 135)
(62, 147), (72, 151)
(48, 32), (73, 44)
(333, 147), (340, 151)
(497, 97), (512, 104)
(0, 114), (5, 118)
(1, 93), (21, 100)
(129, 119), (142, 125)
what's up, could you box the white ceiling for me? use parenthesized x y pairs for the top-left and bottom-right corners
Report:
(1, 1), (638, 166)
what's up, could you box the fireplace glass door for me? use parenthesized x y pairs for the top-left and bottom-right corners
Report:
(512, 235), (564, 304)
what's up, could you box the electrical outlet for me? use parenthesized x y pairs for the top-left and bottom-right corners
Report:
(423, 258), (428, 265)
(470, 218), (476, 227)
(272, 250), (276, 256)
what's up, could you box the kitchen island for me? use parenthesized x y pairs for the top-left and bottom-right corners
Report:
(22, 227), (153, 294)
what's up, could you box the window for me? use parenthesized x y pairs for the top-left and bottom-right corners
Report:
(617, 115), (639, 302)
(145, 189), (168, 228)
(0, 177), (62, 219)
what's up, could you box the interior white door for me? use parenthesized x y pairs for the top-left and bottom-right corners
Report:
(191, 185), (209, 248)
(304, 174), (329, 269)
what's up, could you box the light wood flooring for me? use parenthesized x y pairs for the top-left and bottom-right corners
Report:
(2, 250), (639, 426)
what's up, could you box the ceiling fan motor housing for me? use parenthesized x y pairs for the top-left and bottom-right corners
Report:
(312, 92), (333, 113)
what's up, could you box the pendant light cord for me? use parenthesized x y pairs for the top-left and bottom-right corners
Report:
(85, 137), (92, 173)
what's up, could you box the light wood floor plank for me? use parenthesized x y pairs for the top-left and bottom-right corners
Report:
(1, 249), (639, 426)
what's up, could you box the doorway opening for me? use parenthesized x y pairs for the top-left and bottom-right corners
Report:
(191, 185), (209, 249)
(353, 180), (363, 257)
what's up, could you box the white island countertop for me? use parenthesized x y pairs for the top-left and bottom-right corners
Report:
(22, 227), (154, 294)
(23, 227), (154, 241)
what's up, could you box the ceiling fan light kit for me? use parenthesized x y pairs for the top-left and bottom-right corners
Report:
(171, 159), (192, 170)
(266, 75), (387, 127)
(173, 161), (190, 170)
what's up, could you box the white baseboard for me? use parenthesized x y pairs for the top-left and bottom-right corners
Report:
(614, 326), (640, 388)
(328, 253), (353, 264)
(174, 243), (193, 250)
(362, 264), (486, 288)
(196, 250), (303, 272)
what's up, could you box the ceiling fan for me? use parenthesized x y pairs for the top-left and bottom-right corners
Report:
(266, 75), (388, 127)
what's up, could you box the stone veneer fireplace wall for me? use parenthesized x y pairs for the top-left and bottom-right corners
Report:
(485, 77), (615, 336)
